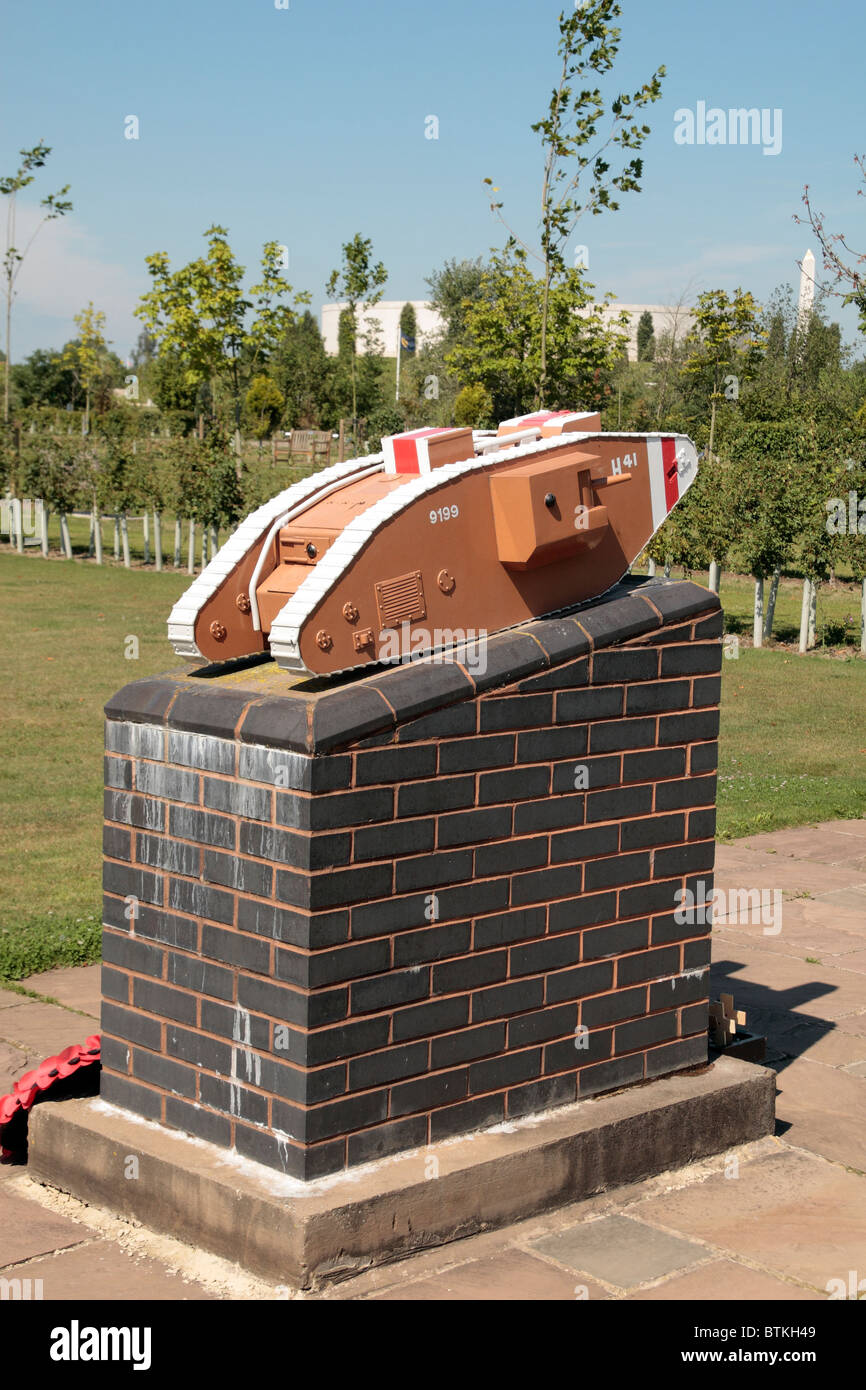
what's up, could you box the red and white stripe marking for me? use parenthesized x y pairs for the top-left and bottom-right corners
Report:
(646, 434), (698, 531)
(498, 410), (601, 436)
(382, 427), (473, 475)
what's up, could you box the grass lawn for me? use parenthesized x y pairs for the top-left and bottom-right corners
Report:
(1, 552), (863, 979)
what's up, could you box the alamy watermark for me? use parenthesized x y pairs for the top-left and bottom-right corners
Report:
(674, 102), (782, 157)
(675, 880), (783, 936)
(378, 623), (488, 676)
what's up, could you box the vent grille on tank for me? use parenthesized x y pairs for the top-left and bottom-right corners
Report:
(375, 570), (427, 627)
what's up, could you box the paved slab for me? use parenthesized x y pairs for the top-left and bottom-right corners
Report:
(774, 1056), (866, 1169)
(0, 1001), (100, 1056)
(2, 1239), (216, 1300)
(370, 1249), (599, 1301)
(0, 1183), (90, 1265)
(24, 964), (101, 1017)
(531, 1214), (708, 1290)
(628, 1259), (820, 1301)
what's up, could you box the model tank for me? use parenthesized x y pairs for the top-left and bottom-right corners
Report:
(168, 410), (698, 678)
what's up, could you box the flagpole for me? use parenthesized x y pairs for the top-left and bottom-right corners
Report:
(396, 327), (401, 404)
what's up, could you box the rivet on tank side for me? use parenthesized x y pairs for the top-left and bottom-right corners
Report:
(316, 630), (333, 651)
(210, 621), (227, 642)
(342, 602), (359, 623)
(235, 593), (251, 613)
(437, 569), (456, 594)
(353, 629), (374, 652)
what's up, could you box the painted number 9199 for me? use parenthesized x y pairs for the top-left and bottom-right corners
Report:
(429, 504), (459, 524)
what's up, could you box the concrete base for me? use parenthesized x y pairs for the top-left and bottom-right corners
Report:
(28, 1056), (774, 1290)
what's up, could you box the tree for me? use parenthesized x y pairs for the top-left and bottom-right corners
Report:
(682, 288), (765, 456)
(11, 347), (78, 410)
(326, 234), (387, 421)
(1, 142), (72, 423)
(797, 154), (866, 331)
(485, 2), (664, 404)
(62, 303), (110, 433)
(425, 257), (485, 342)
(399, 302), (417, 344)
(136, 226), (308, 446)
(269, 310), (332, 428)
(636, 310), (655, 361)
(447, 248), (628, 420)
(245, 374), (284, 439)
(454, 383), (494, 429)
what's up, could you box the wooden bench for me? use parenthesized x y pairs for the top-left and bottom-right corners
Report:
(273, 431), (332, 464)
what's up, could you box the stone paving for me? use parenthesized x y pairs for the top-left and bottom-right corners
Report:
(1, 820), (864, 1301)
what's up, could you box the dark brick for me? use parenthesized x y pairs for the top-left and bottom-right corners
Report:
(104, 754), (133, 790)
(585, 850), (650, 892)
(99, 1035), (130, 1072)
(544, 1026), (613, 1074)
(236, 699), (311, 754)
(237, 898), (348, 949)
(103, 825), (132, 863)
(289, 1089), (390, 1143)
(514, 793), (586, 834)
(615, 1009), (678, 1054)
(518, 654), (589, 693)
(101, 1001), (162, 1050)
(479, 765), (550, 804)
(581, 985), (646, 1029)
(693, 611), (724, 639)
(347, 1116), (428, 1167)
(644, 1033), (707, 1078)
(511, 863), (582, 907)
(355, 743), (437, 785)
(396, 703), (477, 743)
(586, 784), (653, 824)
(135, 762), (200, 804)
(431, 1021), (506, 1068)
(103, 860), (162, 906)
(658, 709), (720, 745)
(467, 631), (548, 692)
(516, 725), (589, 763)
(137, 832), (200, 878)
(133, 977), (197, 1025)
(548, 891), (617, 934)
(617, 945), (680, 986)
(199, 1002), (269, 1054)
(350, 892), (433, 940)
(436, 877), (510, 922)
(105, 680), (177, 725)
(276, 786), (394, 831)
(546, 960), (615, 1006)
(621, 813), (685, 851)
(203, 776), (271, 822)
(128, 903), (198, 952)
(292, 862), (393, 911)
(508, 1002), (577, 1048)
(204, 848), (273, 897)
(166, 1023), (232, 1073)
(619, 878), (682, 919)
(479, 694), (554, 733)
(507, 1073), (577, 1117)
(167, 951), (234, 1001)
(660, 643), (723, 677)
(240, 821), (306, 869)
(469, 1047), (541, 1094)
(652, 911), (711, 947)
(655, 774), (717, 811)
(393, 920), (472, 966)
(355, 818), (435, 861)
(589, 717), (656, 755)
(200, 923), (269, 974)
(233, 1124), (341, 1182)
(351, 967), (429, 1014)
(592, 648), (658, 684)
(583, 918), (649, 960)
(622, 747), (687, 784)
(577, 1053), (643, 1097)
(429, 1093), (505, 1142)
(132, 1046), (196, 1098)
(555, 685), (623, 722)
(201, 1074), (268, 1126)
(684, 938), (711, 970)
(308, 686), (394, 753)
(348, 1041), (429, 1090)
(693, 675), (722, 708)
(475, 835), (548, 878)
(550, 822), (618, 864)
(511, 933), (582, 978)
(682, 1000), (710, 1035)
(474, 905), (546, 950)
(689, 744), (719, 775)
(165, 1096), (232, 1148)
(101, 928), (163, 979)
(169, 687), (249, 740)
(439, 734), (515, 774)
(167, 730), (234, 775)
(433, 950), (507, 994)
(392, 995), (470, 1041)
(642, 582), (720, 625)
(576, 593), (660, 646)
(304, 1016), (391, 1068)
(523, 615), (589, 665)
(649, 969), (709, 1011)
(438, 806), (511, 848)
(654, 840), (715, 878)
(167, 878), (235, 926)
(472, 978), (544, 1023)
(101, 966), (130, 1003)
(394, 849), (473, 893)
(99, 1072), (162, 1120)
(397, 774), (475, 818)
(369, 660), (476, 724)
(626, 680), (690, 715)
(257, 1053), (345, 1106)
(169, 804), (235, 850)
(550, 753), (618, 797)
(391, 1068), (468, 1117)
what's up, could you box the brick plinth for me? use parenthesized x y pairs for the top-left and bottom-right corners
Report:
(100, 578), (722, 1180)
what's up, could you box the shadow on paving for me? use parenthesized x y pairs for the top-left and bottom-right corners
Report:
(710, 956), (843, 1082)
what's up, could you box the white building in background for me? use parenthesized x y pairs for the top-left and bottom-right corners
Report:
(321, 301), (444, 357)
(320, 300), (693, 360)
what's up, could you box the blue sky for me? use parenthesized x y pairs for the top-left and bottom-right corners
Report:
(2, 0), (864, 360)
